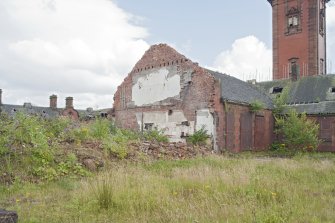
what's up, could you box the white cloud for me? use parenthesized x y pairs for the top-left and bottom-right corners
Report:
(212, 36), (272, 82)
(0, 0), (149, 109)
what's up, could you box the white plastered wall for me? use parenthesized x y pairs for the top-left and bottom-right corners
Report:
(196, 109), (217, 150)
(135, 110), (195, 142)
(132, 68), (181, 106)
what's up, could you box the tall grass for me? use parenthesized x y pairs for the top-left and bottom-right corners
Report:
(2, 154), (335, 222)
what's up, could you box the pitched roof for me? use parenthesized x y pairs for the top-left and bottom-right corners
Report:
(257, 75), (335, 114)
(0, 104), (60, 118)
(258, 75), (335, 104)
(287, 101), (335, 115)
(207, 70), (274, 109)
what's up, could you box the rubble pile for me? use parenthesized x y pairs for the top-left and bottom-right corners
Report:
(130, 141), (212, 160)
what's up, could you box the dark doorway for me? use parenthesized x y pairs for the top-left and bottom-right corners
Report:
(240, 113), (253, 151)
(226, 112), (235, 150)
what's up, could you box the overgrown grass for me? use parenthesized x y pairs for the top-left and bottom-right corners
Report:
(2, 154), (335, 222)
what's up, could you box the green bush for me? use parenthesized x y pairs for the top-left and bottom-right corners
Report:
(44, 117), (71, 139)
(275, 109), (320, 151)
(0, 113), (88, 182)
(90, 118), (111, 140)
(143, 129), (169, 143)
(249, 100), (264, 113)
(187, 126), (209, 145)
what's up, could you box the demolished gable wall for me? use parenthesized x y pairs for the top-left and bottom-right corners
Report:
(114, 44), (219, 145)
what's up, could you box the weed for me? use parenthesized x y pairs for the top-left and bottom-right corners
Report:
(249, 100), (265, 112)
(143, 129), (168, 143)
(90, 118), (111, 140)
(94, 174), (114, 210)
(187, 126), (208, 145)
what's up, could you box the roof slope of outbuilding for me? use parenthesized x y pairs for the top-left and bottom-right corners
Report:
(207, 70), (274, 109)
(258, 75), (335, 104)
(257, 74), (335, 115)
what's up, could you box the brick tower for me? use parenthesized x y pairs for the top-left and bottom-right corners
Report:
(268, 0), (329, 80)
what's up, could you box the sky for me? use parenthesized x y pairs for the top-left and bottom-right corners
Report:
(0, 0), (334, 109)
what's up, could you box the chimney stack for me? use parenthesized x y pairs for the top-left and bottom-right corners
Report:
(50, 94), (57, 109)
(0, 89), (2, 105)
(65, 97), (74, 109)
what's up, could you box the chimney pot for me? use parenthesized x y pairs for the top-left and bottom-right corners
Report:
(50, 94), (57, 109)
(65, 97), (74, 109)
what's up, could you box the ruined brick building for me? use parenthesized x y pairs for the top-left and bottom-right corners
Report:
(114, 0), (335, 152)
(114, 44), (274, 152)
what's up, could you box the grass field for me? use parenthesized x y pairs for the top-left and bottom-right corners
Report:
(1, 154), (335, 223)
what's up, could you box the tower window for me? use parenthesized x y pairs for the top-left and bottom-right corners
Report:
(286, 7), (301, 35)
(320, 8), (325, 36)
(288, 16), (299, 27)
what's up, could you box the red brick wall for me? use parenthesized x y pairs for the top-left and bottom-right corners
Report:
(271, 0), (327, 79)
(212, 101), (274, 152)
(62, 108), (79, 120)
(309, 115), (335, 152)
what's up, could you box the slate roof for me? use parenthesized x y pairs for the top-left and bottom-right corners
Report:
(287, 101), (335, 115)
(257, 74), (335, 115)
(258, 75), (335, 104)
(207, 70), (274, 109)
(0, 104), (60, 118)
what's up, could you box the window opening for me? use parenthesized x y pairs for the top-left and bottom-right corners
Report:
(144, 123), (154, 130)
(272, 87), (283, 94)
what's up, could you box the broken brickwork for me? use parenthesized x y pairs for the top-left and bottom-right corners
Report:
(114, 44), (274, 152)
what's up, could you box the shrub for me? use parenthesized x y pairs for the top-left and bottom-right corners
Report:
(273, 85), (290, 115)
(249, 100), (264, 113)
(44, 117), (71, 139)
(187, 126), (209, 145)
(0, 113), (88, 181)
(102, 129), (133, 159)
(90, 118), (111, 140)
(143, 129), (169, 143)
(275, 109), (320, 151)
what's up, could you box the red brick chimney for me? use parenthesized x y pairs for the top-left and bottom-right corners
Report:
(49, 94), (57, 109)
(65, 97), (74, 109)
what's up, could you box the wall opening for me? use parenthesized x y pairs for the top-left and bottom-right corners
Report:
(272, 87), (283, 94)
(144, 123), (154, 130)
